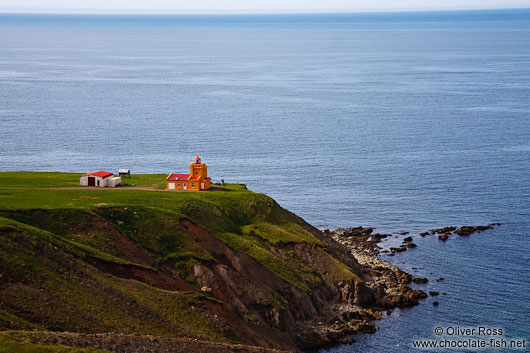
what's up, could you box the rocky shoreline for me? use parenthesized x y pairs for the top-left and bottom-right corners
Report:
(325, 223), (501, 257)
(0, 189), (502, 353)
(303, 227), (428, 350)
(312, 222), (501, 349)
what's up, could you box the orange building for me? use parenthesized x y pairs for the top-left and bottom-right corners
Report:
(166, 156), (212, 191)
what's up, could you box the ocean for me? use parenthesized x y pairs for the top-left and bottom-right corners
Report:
(0, 9), (529, 352)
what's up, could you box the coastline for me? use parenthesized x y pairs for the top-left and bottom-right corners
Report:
(0, 173), (509, 352)
(0, 176), (427, 352)
(305, 227), (428, 349)
(316, 223), (503, 351)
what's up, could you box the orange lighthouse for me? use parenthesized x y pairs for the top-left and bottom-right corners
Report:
(166, 156), (212, 191)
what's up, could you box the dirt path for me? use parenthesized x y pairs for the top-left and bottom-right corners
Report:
(0, 186), (158, 191)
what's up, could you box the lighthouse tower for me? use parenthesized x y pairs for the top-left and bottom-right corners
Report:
(190, 156), (208, 180)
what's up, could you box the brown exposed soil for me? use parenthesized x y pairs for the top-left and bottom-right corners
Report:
(180, 219), (307, 351)
(87, 213), (159, 268)
(84, 257), (196, 292)
(180, 220), (429, 351)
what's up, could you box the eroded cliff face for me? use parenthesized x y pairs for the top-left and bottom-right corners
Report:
(169, 217), (425, 351)
(0, 197), (425, 352)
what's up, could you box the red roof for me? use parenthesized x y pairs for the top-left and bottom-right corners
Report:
(82, 171), (113, 178)
(167, 173), (190, 181)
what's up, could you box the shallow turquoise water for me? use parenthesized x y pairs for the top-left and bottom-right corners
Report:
(0, 10), (529, 352)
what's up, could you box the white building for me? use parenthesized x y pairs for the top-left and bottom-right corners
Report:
(80, 171), (121, 187)
(118, 169), (131, 178)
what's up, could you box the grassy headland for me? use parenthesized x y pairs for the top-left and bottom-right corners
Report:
(0, 172), (370, 351)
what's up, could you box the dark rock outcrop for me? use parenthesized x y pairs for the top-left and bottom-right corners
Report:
(354, 283), (376, 307)
(455, 225), (493, 236)
(412, 277), (429, 284)
(390, 247), (406, 253)
(431, 226), (456, 235)
(334, 227), (374, 237)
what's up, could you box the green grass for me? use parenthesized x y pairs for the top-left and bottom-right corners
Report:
(0, 310), (43, 331)
(0, 216), (156, 271)
(119, 174), (167, 189)
(0, 172), (167, 189)
(0, 331), (111, 353)
(242, 222), (324, 246)
(322, 252), (362, 283)
(0, 222), (230, 342)
(0, 172), (83, 188)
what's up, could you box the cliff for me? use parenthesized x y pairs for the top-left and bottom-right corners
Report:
(0, 173), (424, 352)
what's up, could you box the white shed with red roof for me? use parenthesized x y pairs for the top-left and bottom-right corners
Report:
(80, 171), (120, 187)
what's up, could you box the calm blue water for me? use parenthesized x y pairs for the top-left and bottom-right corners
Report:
(1, 10), (529, 352)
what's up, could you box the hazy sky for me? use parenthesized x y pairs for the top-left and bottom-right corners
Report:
(1, 0), (530, 13)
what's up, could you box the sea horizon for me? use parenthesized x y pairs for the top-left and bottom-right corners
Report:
(1, 6), (530, 14)
(1, 8), (530, 22)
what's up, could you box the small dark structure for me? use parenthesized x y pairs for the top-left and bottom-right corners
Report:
(118, 169), (131, 178)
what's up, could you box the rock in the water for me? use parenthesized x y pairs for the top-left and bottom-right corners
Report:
(455, 225), (493, 236)
(438, 234), (449, 241)
(390, 247), (406, 253)
(433, 301), (439, 306)
(420, 232), (430, 237)
(429, 291), (439, 296)
(455, 226), (476, 235)
(403, 236), (413, 242)
(334, 226), (374, 237)
(378, 288), (427, 308)
(407, 243), (417, 248)
(431, 226), (456, 234)
(412, 277), (428, 284)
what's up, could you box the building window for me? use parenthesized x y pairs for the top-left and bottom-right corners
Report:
(195, 171), (198, 175)
(192, 183), (195, 188)
(177, 183), (181, 187)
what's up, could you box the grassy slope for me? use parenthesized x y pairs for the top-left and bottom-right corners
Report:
(0, 331), (111, 353)
(0, 217), (227, 341)
(0, 172), (358, 348)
